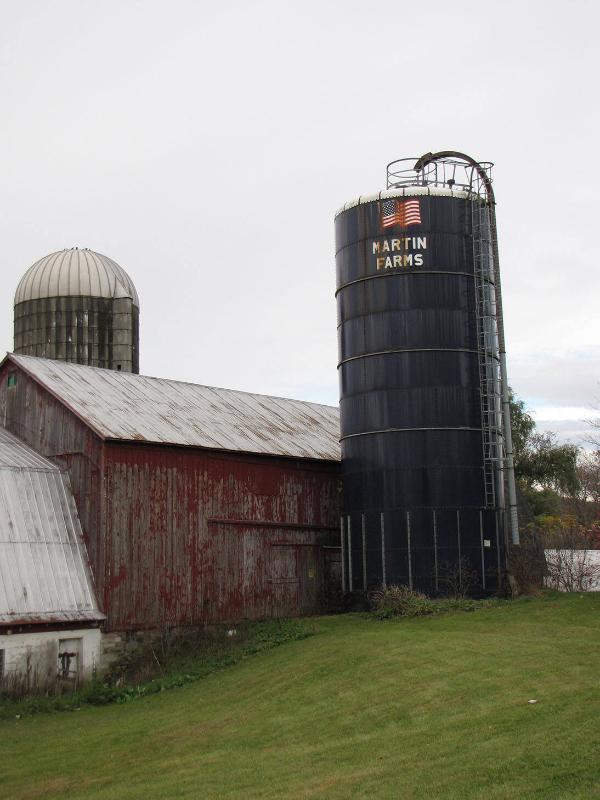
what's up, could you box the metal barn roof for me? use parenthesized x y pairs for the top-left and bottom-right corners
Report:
(7, 355), (341, 461)
(14, 248), (139, 306)
(0, 426), (103, 626)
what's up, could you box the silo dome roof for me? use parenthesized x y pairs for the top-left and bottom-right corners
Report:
(15, 248), (139, 306)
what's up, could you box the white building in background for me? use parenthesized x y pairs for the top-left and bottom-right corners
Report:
(0, 427), (104, 688)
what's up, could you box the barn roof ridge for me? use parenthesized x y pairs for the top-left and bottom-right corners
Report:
(3, 354), (342, 462)
(6, 352), (338, 411)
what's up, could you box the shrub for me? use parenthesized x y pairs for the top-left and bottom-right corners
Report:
(437, 557), (480, 598)
(544, 547), (600, 591)
(508, 528), (547, 595)
(541, 523), (600, 592)
(368, 585), (503, 620)
(510, 518), (600, 594)
(369, 585), (435, 619)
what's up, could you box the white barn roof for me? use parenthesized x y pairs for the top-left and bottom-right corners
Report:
(0, 426), (103, 626)
(7, 355), (341, 461)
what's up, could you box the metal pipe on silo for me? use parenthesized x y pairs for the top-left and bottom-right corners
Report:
(340, 517), (346, 594)
(347, 515), (353, 592)
(361, 513), (367, 591)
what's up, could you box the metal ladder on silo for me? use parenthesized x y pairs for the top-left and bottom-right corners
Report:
(471, 197), (502, 508)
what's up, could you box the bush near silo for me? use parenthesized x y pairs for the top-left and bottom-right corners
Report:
(369, 585), (434, 618)
(508, 515), (600, 595)
(536, 517), (600, 591)
(508, 528), (547, 595)
(436, 557), (480, 598)
(368, 583), (501, 620)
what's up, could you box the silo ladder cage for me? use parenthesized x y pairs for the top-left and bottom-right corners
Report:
(387, 155), (507, 511)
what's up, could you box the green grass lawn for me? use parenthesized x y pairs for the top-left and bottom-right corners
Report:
(2, 594), (599, 800)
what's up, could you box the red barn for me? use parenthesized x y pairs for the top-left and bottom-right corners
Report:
(0, 354), (341, 632)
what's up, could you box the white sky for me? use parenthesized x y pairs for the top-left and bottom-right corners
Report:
(1, 0), (598, 444)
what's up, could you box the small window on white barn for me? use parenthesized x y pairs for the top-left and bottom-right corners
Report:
(58, 638), (82, 680)
(0, 649), (5, 679)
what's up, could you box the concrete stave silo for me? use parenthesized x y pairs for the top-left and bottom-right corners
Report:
(335, 153), (515, 596)
(14, 248), (139, 373)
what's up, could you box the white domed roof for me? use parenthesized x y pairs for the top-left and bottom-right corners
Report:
(15, 248), (139, 306)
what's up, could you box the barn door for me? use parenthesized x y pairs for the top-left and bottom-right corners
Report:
(297, 546), (321, 614)
(271, 545), (299, 617)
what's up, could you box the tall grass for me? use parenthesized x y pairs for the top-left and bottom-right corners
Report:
(0, 618), (314, 719)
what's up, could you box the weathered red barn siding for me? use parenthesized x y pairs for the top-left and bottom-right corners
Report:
(103, 442), (340, 630)
(0, 357), (342, 632)
(0, 363), (105, 583)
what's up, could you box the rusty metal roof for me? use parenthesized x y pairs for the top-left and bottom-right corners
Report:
(0, 426), (104, 626)
(8, 355), (341, 461)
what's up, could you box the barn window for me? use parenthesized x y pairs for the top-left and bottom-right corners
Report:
(7, 373), (16, 388)
(0, 649), (5, 679)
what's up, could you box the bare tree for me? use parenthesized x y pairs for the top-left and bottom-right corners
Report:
(585, 413), (600, 449)
(577, 449), (600, 504)
(544, 526), (600, 591)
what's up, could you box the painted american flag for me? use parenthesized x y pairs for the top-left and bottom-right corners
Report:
(380, 198), (422, 229)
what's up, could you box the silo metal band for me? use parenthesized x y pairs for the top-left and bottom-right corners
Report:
(337, 347), (482, 368)
(334, 270), (480, 297)
(340, 426), (484, 441)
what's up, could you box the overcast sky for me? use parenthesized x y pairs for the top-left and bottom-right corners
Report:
(1, 0), (598, 444)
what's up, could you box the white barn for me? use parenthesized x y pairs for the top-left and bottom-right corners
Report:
(0, 427), (104, 689)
